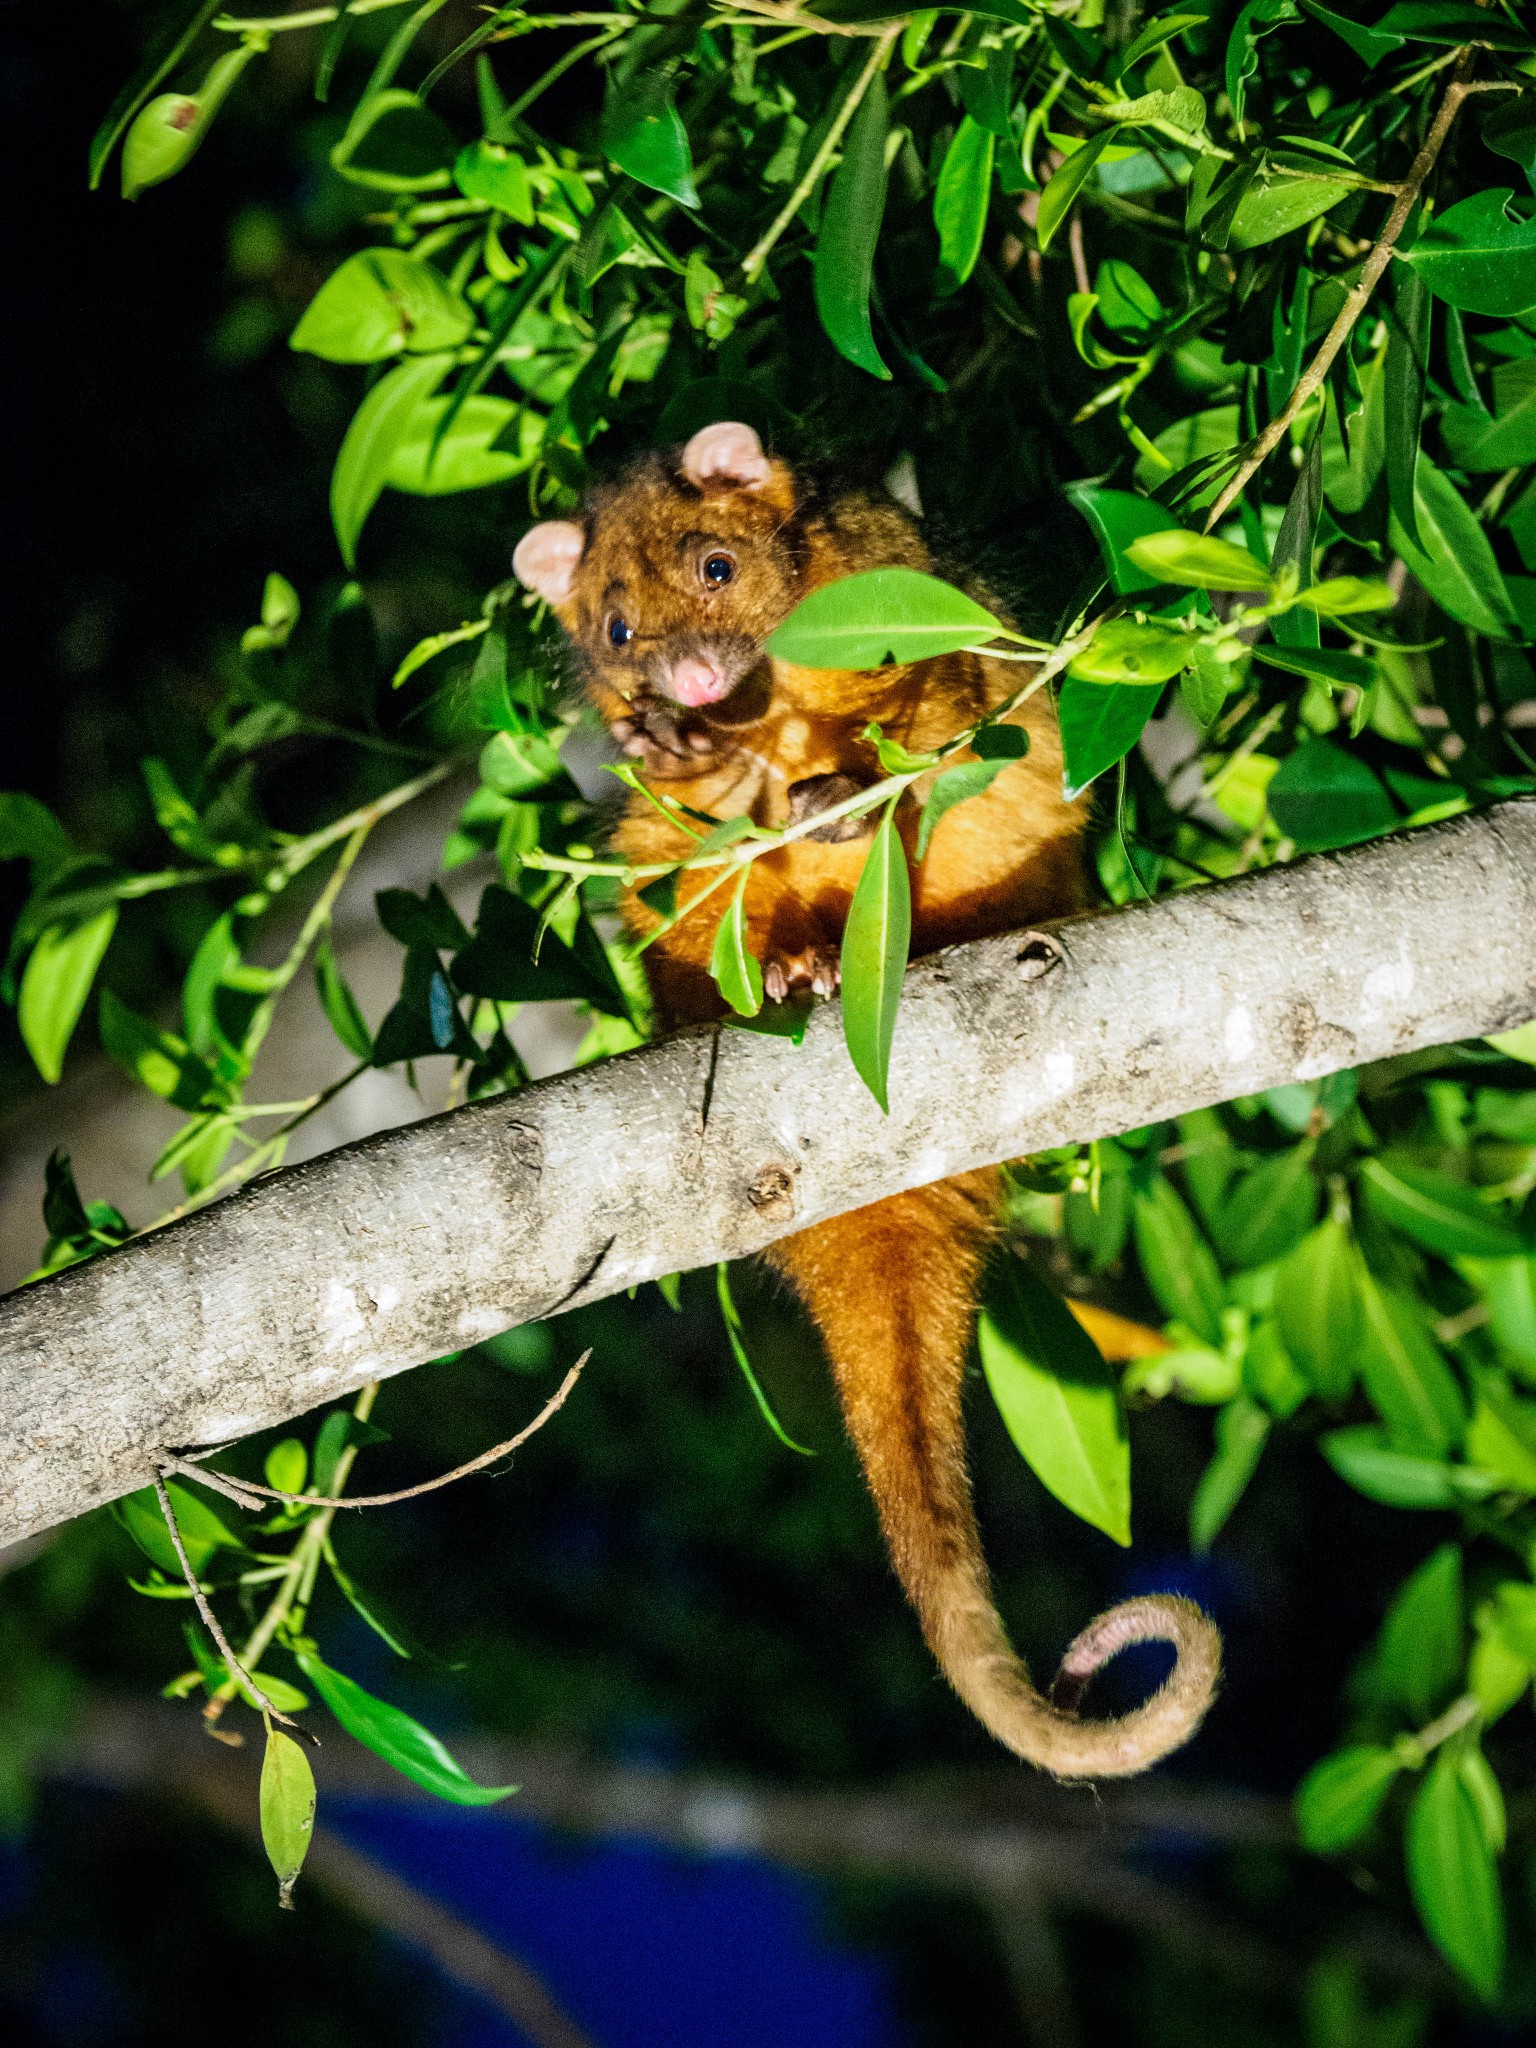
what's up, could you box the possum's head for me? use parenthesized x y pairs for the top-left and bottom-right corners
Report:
(512, 422), (804, 720)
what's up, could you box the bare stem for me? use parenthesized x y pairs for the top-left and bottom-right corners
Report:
(741, 24), (900, 282)
(153, 1472), (298, 1727)
(1204, 49), (1477, 533)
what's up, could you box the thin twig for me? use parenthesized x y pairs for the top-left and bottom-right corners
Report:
(740, 25), (900, 282)
(166, 1351), (590, 1513)
(1204, 49), (1479, 532)
(152, 1473), (302, 1730)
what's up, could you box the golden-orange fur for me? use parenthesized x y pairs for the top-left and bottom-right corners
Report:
(513, 426), (1221, 1778)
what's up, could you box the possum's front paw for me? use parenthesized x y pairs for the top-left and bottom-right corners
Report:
(611, 699), (717, 779)
(785, 774), (877, 843)
(763, 943), (841, 1004)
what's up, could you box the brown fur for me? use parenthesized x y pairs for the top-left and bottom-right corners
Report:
(515, 432), (1221, 1778)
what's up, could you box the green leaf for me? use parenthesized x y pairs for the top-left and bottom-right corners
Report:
(1067, 617), (1196, 685)
(331, 90), (455, 193)
(1057, 675), (1160, 799)
(1133, 405), (1241, 501)
(1212, 1146), (1318, 1270)
(386, 397), (541, 495)
(89, 0), (224, 189)
(840, 804), (910, 1113)
(708, 878), (763, 1018)
(290, 250), (474, 363)
(767, 568), (1006, 668)
(1066, 487), (1182, 596)
(1390, 456), (1516, 640)
(1296, 1746), (1405, 1854)
(479, 728), (564, 796)
(1095, 259), (1165, 334)
(1266, 740), (1397, 852)
(1465, 1379), (1536, 1492)
(1362, 1157), (1523, 1260)
(814, 69), (891, 380)
(915, 755), (1017, 860)
(1462, 1255), (1536, 1375)
(120, 42), (260, 201)
(934, 117), (994, 296)
(1123, 531), (1268, 591)
(99, 989), (217, 1109)
(1229, 169), (1350, 251)
(1322, 1425), (1495, 1509)
(1275, 1219), (1360, 1400)
(716, 1263), (813, 1454)
(114, 1480), (245, 1578)
(1356, 1265), (1466, 1454)
(1375, 1544), (1464, 1720)
(260, 1729), (316, 1910)
(1484, 97), (1536, 192)
(1293, 576), (1398, 616)
(1374, 0), (1531, 48)
(1037, 128), (1119, 254)
(1386, 262), (1428, 547)
(18, 908), (117, 1084)
(1407, 1751), (1504, 2002)
(453, 140), (533, 222)
(1251, 644), (1376, 690)
(1133, 1176), (1225, 1346)
(1404, 189), (1536, 318)
(330, 351), (453, 568)
(264, 1438), (308, 1494)
(978, 1257), (1131, 1545)
(1300, 0), (1404, 65)
(314, 940), (372, 1060)
(1189, 1396), (1270, 1550)
(294, 1649), (516, 1804)
(603, 71), (699, 208)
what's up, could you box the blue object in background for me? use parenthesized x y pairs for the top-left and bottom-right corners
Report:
(327, 1796), (904, 2048)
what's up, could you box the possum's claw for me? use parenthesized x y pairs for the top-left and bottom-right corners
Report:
(763, 943), (841, 1004)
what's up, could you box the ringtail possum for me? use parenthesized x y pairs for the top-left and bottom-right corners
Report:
(513, 421), (1221, 1778)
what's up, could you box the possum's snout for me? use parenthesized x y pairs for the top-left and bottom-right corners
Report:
(650, 632), (761, 710)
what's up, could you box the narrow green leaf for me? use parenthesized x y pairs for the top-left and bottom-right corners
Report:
(291, 250), (473, 364)
(840, 803), (910, 1113)
(1132, 1176), (1225, 1345)
(1374, 1544), (1463, 1721)
(1321, 1425), (1493, 1509)
(1296, 1745), (1405, 1854)
(768, 567), (1006, 669)
(814, 69), (891, 379)
(1068, 617), (1196, 686)
(978, 1256), (1131, 1545)
(294, 1649), (516, 1804)
(1037, 128), (1118, 253)
(314, 940), (372, 1060)
(708, 877), (764, 1018)
(330, 351), (453, 569)
(1362, 1157), (1523, 1260)
(1266, 740), (1397, 852)
(1065, 486), (1181, 596)
(1211, 1145), (1318, 1270)
(18, 908), (118, 1085)
(716, 1263), (814, 1454)
(1407, 1751), (1504, 2002)
(1189, 1396), (1270, 1551)
(99, 988), (216, 1108)
(1356, 1263), (1466, 1454)
(1123, 530), (1268, 591)
(1385, 263), (1428, 547)
(933, 116), (994, 296)
(1390, 455), (1516, 641)
(260, 1729), (316, 1909)
(1275, 1219), (1360, 1400)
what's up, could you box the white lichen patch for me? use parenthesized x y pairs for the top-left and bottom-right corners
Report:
(1358, 951), (1414, 1027)
(319, 1277), (368, 1351)
(1224, 1005), (1256, 1062)
(1043, 1049), (1076, 1097)
(456, 1305), (513, 1340)
(366, 1282), (401, 1316)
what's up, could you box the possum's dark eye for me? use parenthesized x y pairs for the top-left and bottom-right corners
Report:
(701, 552), (735, 587)
(607, 614), (633, 649)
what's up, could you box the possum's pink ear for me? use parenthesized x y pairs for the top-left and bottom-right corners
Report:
(512, 521), (585, 606)
(680, 421), (772, 492)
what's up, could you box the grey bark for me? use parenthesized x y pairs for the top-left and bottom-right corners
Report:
(4, 802), (1535, 1547)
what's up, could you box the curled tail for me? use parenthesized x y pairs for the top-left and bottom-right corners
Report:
(764, 1173), (1222, 1780)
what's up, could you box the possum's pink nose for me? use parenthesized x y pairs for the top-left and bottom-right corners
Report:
(667, 655), (732, 706)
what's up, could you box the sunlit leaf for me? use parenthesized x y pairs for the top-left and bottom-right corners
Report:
(768, 568), (1006, 668)
(839, 804), (909, 1112)
(260, 1730), (316, 1910)
(1407, 1750), (1504, 2002)
(813, 69), (891, 379)
(19, 908), (118, 1085)
(294, 1649), (516, 1804)
(1296, 1745), (1405, 1854)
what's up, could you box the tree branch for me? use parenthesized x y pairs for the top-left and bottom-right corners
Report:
(4, 802), (1536, 1548)
(1204, 49), (1478, 533)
